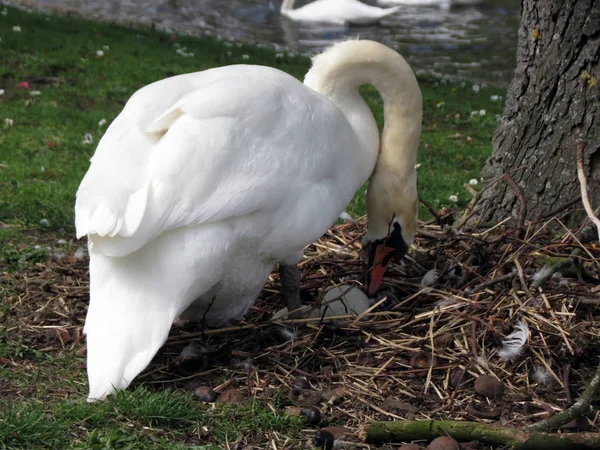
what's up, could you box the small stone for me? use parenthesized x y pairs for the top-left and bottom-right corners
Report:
(193, 386), (217, 403)
(426, 436), (458, 450)
(449, 368), (467, 390)
(289, 388), (322, 407)
(433, 332), (453, 348)
(300, 406), (321, 425)
(322, 388), (345, 405)
(315, 426), (347, 449)
(291, 377), (311, 391)
(474, 375), (505, 398)
(410, 351), (437, 370)
(382, 398), (418, 415)
(218, 388), (244, 404)
(399, 445), (421, 450)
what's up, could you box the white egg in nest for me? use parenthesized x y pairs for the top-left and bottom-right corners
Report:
(271, 284), (370, 321)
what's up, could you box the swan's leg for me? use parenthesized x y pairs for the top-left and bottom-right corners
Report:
(279, 264), (301, 313)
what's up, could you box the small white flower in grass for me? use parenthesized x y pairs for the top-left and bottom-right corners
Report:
(0, 89), (4, 96)
(479, 109), (486, 116)
(469, 178), (479, 186)
(242, 54), (249, 60)
(4, 118), (13, 127)
(12, 26), (21, 32)
(490, 95), (499, 101)
(82, 133), (93, 145)
(98, 118), (107, 127)
(472, 84), (480, 93)
(1, 8), (7, 16)
(96, 50), (104, 57)
(448, 194), (458, 203)
(497, 320), (529, 360)
(414, 163), (422, 169)
(40, 165), (45, 172)
(175, 48), (194, 57)
(223, 41), (232, 48)
(275, 53), (284, 59)
(102, 45), (110, 51)
(436, 101), (445, 108)
(40, 218), (50, 227)
(74, 247), (86, 259)
(30, 90), (41, 96)
(57, 239), (67, 245)
(470, 110), (477, 116)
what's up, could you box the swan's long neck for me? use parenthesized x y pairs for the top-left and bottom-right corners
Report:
(281, 0), (295, 13)
(304, 40), (422, 241)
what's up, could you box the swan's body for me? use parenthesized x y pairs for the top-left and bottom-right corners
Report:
(76, 40), (422, 401)
(280, 0), (400, 25)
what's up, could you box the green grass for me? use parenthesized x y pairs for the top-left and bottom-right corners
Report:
(0, 5), (508, 449)
(0, 385), (300, 449)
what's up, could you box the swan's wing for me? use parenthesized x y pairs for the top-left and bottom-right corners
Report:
(75, 65), (357, 256)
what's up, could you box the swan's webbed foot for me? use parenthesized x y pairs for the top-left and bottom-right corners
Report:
(279, 263), (301, 315)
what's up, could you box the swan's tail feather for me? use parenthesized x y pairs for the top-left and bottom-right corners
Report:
(84, 251), (178, 401)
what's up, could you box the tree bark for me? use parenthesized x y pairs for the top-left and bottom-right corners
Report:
(477, 0), (600, 224)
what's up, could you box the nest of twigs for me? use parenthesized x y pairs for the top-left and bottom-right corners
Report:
(2, 212), (600, 448)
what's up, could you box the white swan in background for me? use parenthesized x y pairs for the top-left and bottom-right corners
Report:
(280, 0), (401, 25)
(75, 39), (422, 401)
(376, 0), (480, 9)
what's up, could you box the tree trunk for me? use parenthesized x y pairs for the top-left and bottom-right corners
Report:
(477, 0), (600, 225)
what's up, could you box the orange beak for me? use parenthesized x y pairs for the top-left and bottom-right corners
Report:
(367, 244), (395, 297)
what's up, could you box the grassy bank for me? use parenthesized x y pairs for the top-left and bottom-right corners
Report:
(0, 5), (508, 449)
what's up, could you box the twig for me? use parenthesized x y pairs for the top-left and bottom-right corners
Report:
(576, 139), (600, 242)
(524, 362), (600, 433)
(419, 196), (442, 226)
(502, 173), (527, 229)
(456, 183), (481, 229)
(465, 270), (517, 294)
(531, 253), (579, 290)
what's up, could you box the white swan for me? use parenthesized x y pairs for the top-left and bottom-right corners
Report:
(280, 0), (401, 26)
(75, 39), (422, 401)
(376, 0), (480, 8)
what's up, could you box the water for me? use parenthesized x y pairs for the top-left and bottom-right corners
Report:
(12, 0), (521, 86)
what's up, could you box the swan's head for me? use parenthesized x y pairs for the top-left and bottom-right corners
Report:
(362, 167), (418, 297)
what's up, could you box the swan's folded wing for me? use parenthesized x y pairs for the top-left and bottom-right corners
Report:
(75, 67), (350, 257)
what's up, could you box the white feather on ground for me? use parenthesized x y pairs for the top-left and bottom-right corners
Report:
(532, 366), (553, 385)
(497, 320), (529, 360)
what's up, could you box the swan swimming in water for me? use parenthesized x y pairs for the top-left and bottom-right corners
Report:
(280, 0), (401, 26)
(76, 39), (422, 401)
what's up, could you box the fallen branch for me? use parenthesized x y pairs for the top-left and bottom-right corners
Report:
(365, 420), (600, 448)
(531, 252), (580, 290)
(576, 139), (600, 242)
(524, 362), (600, 432)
